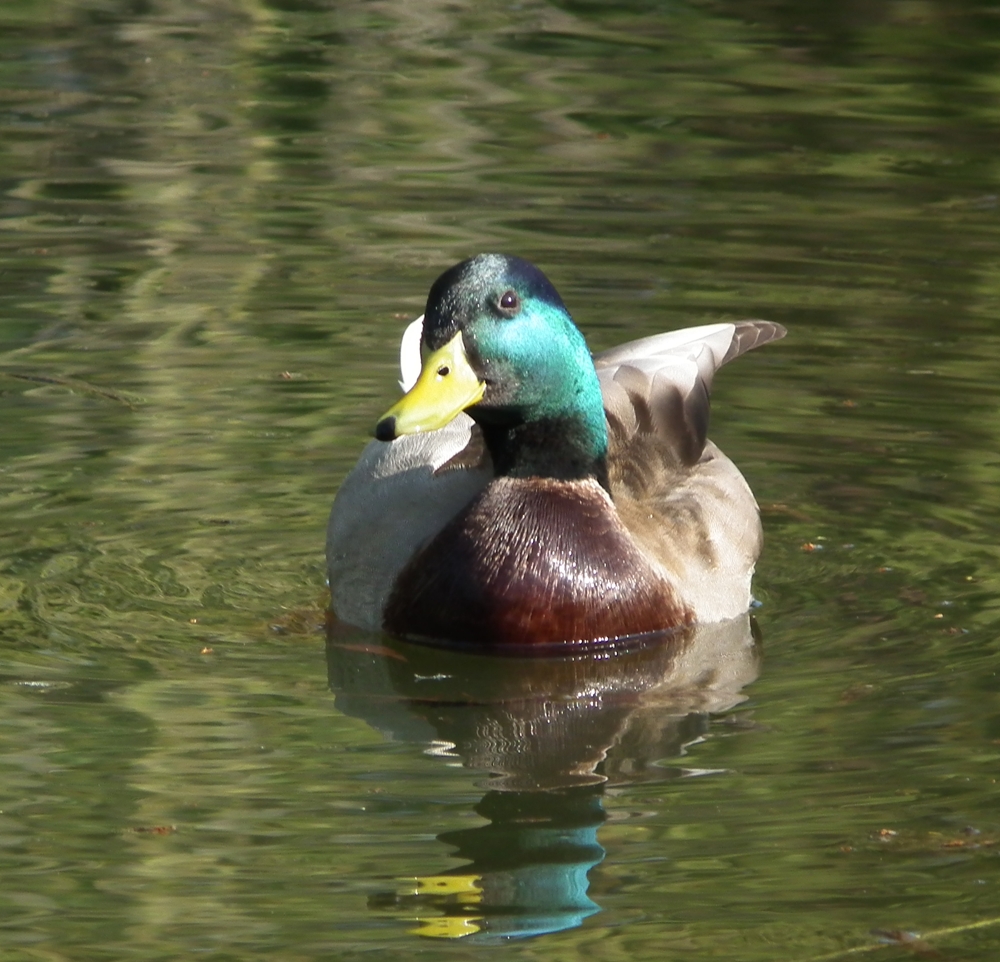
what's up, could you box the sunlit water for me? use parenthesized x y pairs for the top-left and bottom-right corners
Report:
(2, 1), (1000, 959)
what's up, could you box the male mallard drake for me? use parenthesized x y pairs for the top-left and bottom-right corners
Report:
(327, 254), (784, 647)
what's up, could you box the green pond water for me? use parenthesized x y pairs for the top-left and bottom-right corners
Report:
(2, 0), (1000, 958)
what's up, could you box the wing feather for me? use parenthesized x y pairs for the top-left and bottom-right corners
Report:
(596, 320), (785, 466)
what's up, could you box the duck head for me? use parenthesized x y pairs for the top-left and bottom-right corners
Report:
(375, 254), (609, 484)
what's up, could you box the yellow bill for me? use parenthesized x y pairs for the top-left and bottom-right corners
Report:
(376, 331), (485, 440)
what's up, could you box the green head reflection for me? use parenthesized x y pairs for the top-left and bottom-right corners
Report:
(385, 788), (605, 941)
(327, 615), (760, 941)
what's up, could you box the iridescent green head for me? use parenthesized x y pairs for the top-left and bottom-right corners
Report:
(376, 254), (609, 483)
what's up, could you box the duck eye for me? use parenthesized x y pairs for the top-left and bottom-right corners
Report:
(498, 290), (520, 312)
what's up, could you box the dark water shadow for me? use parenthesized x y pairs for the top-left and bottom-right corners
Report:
(326, 615), (761, 942)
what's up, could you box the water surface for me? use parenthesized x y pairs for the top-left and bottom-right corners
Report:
(2, 1), (1000, 959)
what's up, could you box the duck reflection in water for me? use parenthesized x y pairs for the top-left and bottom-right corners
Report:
(326, 613), (761, 942)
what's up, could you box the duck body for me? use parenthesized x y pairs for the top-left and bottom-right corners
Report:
(327, 254), (784, 648)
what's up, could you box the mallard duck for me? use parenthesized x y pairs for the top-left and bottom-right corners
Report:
(327, 254), (784, 647)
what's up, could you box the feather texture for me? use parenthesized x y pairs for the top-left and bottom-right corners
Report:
(597, 320), (785, 466)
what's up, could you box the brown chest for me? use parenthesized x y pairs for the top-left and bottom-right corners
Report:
(383, 478), (693, 646)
